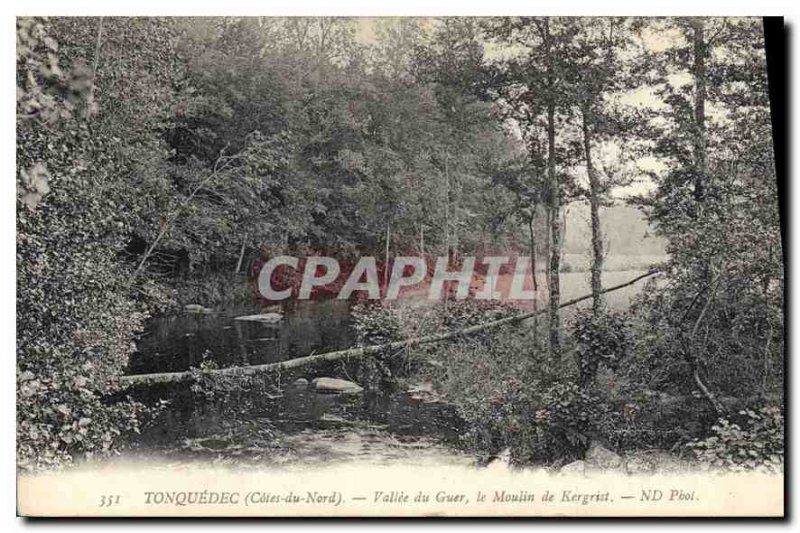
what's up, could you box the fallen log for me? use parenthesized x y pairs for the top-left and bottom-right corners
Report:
(119, 268), (662, 387)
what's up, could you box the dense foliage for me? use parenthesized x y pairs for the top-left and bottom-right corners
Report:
(688, 407), (784, 473)
(17, 17), (782, 471)
(363, 300), (618, 466)
(16, 18), (174, 470)
(573, 308), (629, 386)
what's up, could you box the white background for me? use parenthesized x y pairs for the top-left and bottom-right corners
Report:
(2, 0), (796, 529)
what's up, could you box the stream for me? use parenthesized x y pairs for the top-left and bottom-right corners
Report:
(125, 300), (471, 467)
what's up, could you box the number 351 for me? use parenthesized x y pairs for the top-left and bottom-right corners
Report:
(99, 494), (121, 507)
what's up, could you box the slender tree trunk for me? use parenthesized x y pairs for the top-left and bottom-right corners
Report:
(528, 211), (539, 347)
(383, 220), (391, 289)
(444, 153), (450, 260)
(582, 105), (604, 317)
(528, 213), (538, 293)
(452, 178), (460, 259)
(86, 17), (104, 120)
(763, 317), (773, 394)
(235, 241), (246, 274)
(561, 206), (568, 265)
(686, 280), (725, 414)
(692, 18), (707, 203)
(443, 153), (452, 310)
(544, 207), (552, 294)
(544, 19), (562, 359)
(689, 18), (721, 408)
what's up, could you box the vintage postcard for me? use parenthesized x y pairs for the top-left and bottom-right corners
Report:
(15, 14), (784, 517)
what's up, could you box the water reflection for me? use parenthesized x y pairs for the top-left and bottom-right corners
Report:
(127, 299), (353, 375)
(127, 299), (465, 463)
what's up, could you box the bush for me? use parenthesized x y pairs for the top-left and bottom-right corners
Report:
(461, 377), (619, 465)
(350, 302), (404, 346)
(348, 303), (407, 388)
(523, 381), (618, 463)
(572, 308), (629, 385)
(187, 355), (280, 431)
(17, 370), (152, 470)
(16, 18), (175, 470)
(438, 299), (519, 332)
(405, 301), (618, 466)
(687, 407), (784, 473)
(452, 363), (619, 465)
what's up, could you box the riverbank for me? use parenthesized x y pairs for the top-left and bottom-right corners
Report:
(122, 268), (661, 467)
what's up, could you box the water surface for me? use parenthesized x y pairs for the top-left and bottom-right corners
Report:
(128, 299), (353, 375)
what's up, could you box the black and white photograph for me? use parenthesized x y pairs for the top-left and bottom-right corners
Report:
(13, 9), (786, 518)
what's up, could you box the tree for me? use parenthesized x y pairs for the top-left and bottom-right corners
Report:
(568, 18), (640, 319)
(634, 17), (782, 408)
(17, 17), (183, 469)
(483, 17), (580, 358)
